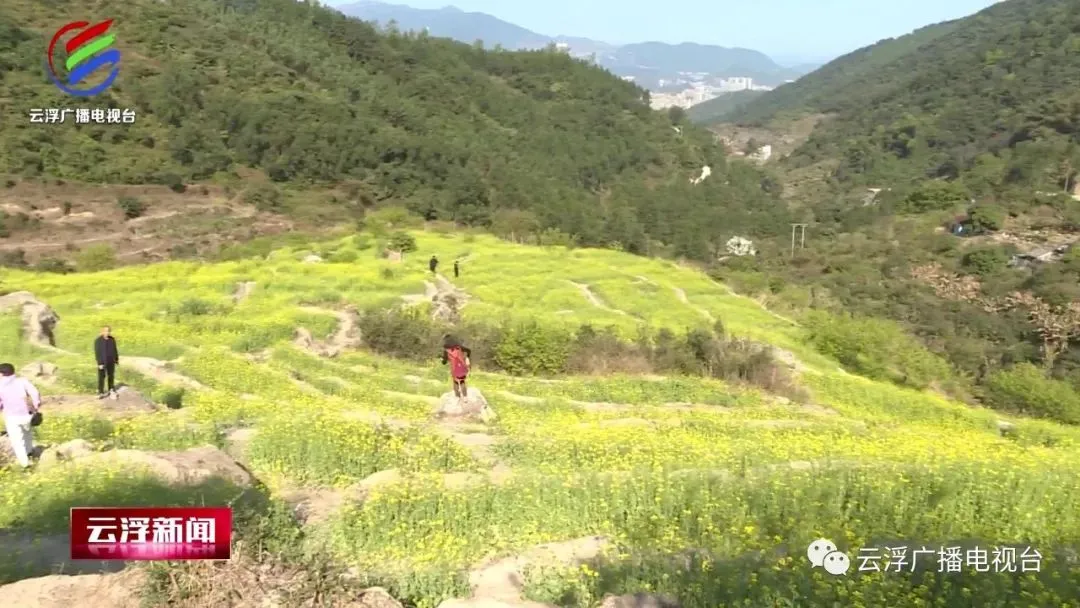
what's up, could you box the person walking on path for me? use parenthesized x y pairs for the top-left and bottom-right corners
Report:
(441, 334), (472, 402)
(94, 325), (120, 399)
(454, 259), (460, 278)
(0, 362), (41, 469)
(429, 255), (439, 275)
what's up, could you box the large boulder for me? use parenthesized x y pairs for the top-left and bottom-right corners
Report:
(0, 291), (60, 347)
(38, 439), (96, 469)
(0, 570), (144, 608)
(433, 387), (496, 423)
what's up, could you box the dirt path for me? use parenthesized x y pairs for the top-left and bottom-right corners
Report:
(672, 286), (716, 323)
(401, 281), (439, 305)
(296, 305), (361, 352)
(119, 356), (205, 390)
(566, 281), (630, 317)
(232, 281), (256, 303)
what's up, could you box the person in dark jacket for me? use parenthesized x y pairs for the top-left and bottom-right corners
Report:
(429, 255), (439, 274)
(453, 259), (460, 278)
(440, 334), (472, 400)
(94, 326), (119, 399)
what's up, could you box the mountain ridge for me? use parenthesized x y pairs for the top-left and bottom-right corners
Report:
(332, 1), (810, 86)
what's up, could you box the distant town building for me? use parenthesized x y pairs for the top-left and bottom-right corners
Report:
(647, 75), (774, 109)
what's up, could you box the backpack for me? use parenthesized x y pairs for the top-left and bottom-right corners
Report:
(447, 347), (469, 377)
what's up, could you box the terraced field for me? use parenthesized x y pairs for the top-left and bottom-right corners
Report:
(0, 232), (1078, 607)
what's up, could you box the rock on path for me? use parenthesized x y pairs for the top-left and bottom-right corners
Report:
(0, 570), (144, 608)
(0, 291), (60, 348)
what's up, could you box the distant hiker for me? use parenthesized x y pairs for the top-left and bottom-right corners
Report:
(441, 334), (472, 401)
(94, 325), (120, 399)
(0, 362), (41, 469)
(453, 259), (460, 278)
(429, 255), (439, 274)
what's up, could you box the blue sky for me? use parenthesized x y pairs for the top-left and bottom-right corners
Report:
(329, 0), (1000, 63)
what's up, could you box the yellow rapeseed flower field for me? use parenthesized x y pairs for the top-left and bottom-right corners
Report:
(0, 231), (1078, 606)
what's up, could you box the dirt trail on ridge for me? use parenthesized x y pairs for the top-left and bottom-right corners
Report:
(672, 286), (716, 322)
(566, 281), (630, 317)
(119, 356), (205, 390)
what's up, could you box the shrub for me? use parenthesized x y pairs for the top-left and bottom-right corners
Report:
(242, 184), (283, 212)
(357, 307), (440, 360)
(0, 249), (27, 268)
(35, 257), (72, 273)
(160, 173), (186, 193)
(803, 310), (953, 389)
(365, 207), (424, 234)
(898, 180), (970, 214)
(329, 249), (358, 263)
(566, 324), (651, 375)
(961, 246), (1010, 276)
(168, 298), (220, 318)
(983, 363), (1080, 425)
(968, 204), (1006, 232)
(76, 244), (117, 271)
(494, 320), (573, 375)
(387, 231), (417, 254)
(117, 196), (146, 219)
(153, 386), (186, 410)
(61, 201), (72, 215)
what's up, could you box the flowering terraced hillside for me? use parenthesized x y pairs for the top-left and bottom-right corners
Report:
(0, 232), (1078, 607)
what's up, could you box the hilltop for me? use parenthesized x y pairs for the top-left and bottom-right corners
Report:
(698, 0), (1080, 409)
(334, 1), (807, 87)
(0, 231), (1078, 607)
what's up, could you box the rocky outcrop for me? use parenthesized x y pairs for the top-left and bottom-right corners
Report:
(37, 439), (96, 469)
(0, 570), (144, 608)
(0, 291), (60, 347)
(433, 388), (496, 423)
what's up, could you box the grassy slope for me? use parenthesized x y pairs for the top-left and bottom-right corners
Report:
(0, 233), (1078, 605)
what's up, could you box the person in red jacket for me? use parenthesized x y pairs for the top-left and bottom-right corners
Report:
(440, 335), (472, 400)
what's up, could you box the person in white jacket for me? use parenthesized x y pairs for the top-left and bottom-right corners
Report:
(0, 362), (41, 469)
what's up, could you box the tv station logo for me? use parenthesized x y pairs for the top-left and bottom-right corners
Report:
(31, 18), (136, 124)
(70, 507), (232, 561)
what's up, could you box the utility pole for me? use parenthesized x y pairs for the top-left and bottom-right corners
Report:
(790, 223), (807, 258)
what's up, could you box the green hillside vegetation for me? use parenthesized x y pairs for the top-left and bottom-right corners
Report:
(704, 0), (1080, 412)
(686, 89), (765, 124)
(0, 0), (787, 259)
(1, 232), (1078, 606)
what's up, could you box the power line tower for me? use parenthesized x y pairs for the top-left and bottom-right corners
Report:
(790, 223), (807, 258)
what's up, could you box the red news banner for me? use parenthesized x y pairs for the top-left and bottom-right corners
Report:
(70, 507), (232, 560)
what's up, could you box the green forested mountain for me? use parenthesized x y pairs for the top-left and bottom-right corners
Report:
(0, 0), (784, 258)
(686, 90), (765, 124)
(711, 0), (1080, 402)
(729, 0), (1080, 194)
